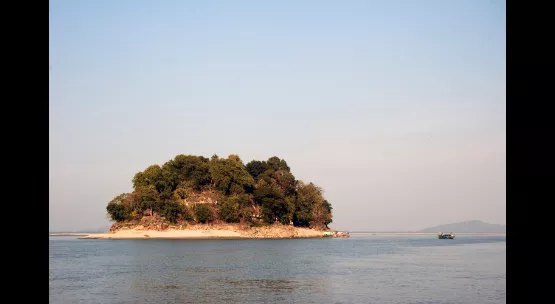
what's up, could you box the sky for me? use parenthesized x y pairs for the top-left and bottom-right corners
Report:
(49, 0), (506, 232)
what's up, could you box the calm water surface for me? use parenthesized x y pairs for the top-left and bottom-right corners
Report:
(49, 234), (505, 304)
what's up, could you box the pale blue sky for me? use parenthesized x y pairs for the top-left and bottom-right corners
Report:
(49, 0), (506, 231)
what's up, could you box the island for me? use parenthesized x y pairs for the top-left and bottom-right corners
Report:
(81, 154), (345, 240)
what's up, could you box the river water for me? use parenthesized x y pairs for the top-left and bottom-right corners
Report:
(49, 233), (506, 304)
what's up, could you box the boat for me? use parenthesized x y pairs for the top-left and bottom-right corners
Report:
(438, 232), (455, 239)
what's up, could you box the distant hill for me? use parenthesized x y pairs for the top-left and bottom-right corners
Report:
(419, 220), (506, 233)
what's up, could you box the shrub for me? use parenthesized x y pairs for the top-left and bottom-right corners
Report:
(219, 201), (240, 223)
(159, 201), (180, 223)
(241, 208), (254, 223)
(195, 204), (214, 223)
(181, 205), (194, 222)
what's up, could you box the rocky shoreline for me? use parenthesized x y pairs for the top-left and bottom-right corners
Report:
(79, 222), (328, 240)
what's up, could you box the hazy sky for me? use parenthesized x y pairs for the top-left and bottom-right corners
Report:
(49, 0), (506, 232)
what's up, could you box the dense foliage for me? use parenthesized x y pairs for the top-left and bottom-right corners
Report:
(106, 154), (333, 228)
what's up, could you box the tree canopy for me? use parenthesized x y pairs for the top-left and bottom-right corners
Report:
(106, 154), (333, 228)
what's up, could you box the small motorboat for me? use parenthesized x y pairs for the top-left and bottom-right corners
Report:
(438, 232), (455, 239)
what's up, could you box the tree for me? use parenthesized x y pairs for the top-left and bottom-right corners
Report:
(321, 200), (333, 228)
(106, 201), (130, 222)
(311, 199), (332, 229)
(246, 160), (269, 179)
(134, 185), (161, 216)
(106, 193), (134, 222)
(132, 165), (173, 199)
(261, 197), (291, 225)
(293, 181), (324, 227)
(254, 187), (291, 224)
(267, 156), (290, 172)
(162, 154), (211, 191)
(273, 170), (297, 196)
(105, 153), (333, 228)
(209, 156), (254, 195)
(195, 204), (214, 223)
(228, 154), (242, 163)
(229, 193), (252, 208)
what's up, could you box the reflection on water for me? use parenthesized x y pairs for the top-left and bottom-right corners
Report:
(50, 235), (505, 304)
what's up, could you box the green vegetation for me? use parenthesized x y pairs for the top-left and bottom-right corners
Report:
(106, 154), (333, 229)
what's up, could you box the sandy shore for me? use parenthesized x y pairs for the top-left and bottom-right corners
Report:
(79, 225), (325, 240)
